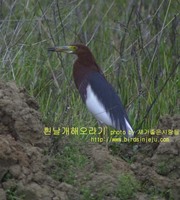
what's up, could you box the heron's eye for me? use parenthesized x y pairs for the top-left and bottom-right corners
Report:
(71, 46), (78, 51)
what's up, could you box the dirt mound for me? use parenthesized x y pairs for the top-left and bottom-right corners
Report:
(0, 81), (179, 200)
(0, 81), (43, 146)
(0, 81), (137, 200)
(131, 115), (180, 200)
(0, 81), (70, 199)
(0, 135), (68, 200)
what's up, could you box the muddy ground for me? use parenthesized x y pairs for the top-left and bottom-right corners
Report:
(0, 81), (179, 200)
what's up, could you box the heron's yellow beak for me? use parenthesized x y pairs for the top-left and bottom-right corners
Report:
(48, 46), (77, 54)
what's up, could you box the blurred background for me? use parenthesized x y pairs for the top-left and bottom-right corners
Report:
(0, 0), (179, 131)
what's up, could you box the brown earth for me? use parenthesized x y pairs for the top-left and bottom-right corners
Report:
(0, 81), (179, 200)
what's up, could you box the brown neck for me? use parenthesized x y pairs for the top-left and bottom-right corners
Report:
(73, 55), (102, 90)
(76, 52), (97, 68)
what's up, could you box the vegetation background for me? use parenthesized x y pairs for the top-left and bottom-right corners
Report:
(0, 0), (179, 131)
(0, 0), (179, 199)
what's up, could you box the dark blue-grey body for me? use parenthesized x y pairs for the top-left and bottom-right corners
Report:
(78, 72), (133, 137)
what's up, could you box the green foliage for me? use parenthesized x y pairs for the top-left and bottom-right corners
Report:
(0, 0), (179, 132)
(145, 185), (174, 200)
(6, 186), (25, 200)
(1, 171), (13, 182)
(116, 173), (140, 199)
(50, 140), (88, 184)
(80, 187), (97, 200)
(3, 173), (25, 200)
(156, 161), (169, 175)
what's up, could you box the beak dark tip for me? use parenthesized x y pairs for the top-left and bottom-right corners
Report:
(48, 47), (56, 51)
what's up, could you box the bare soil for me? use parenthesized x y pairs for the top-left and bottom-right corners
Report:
(0, 81), (179, 200)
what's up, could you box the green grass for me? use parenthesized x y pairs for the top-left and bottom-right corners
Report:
(116, 173), (140, 199)
(0, 0), (179, 132)
(156, 161), (169, 175)
(6, 186), (25, 200)
(49, 138), (88, 185)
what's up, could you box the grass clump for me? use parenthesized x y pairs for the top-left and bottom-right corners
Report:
(6, 186), (25, 200)
(116, 173), (140, 199)
(50, 141), (88, 185)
